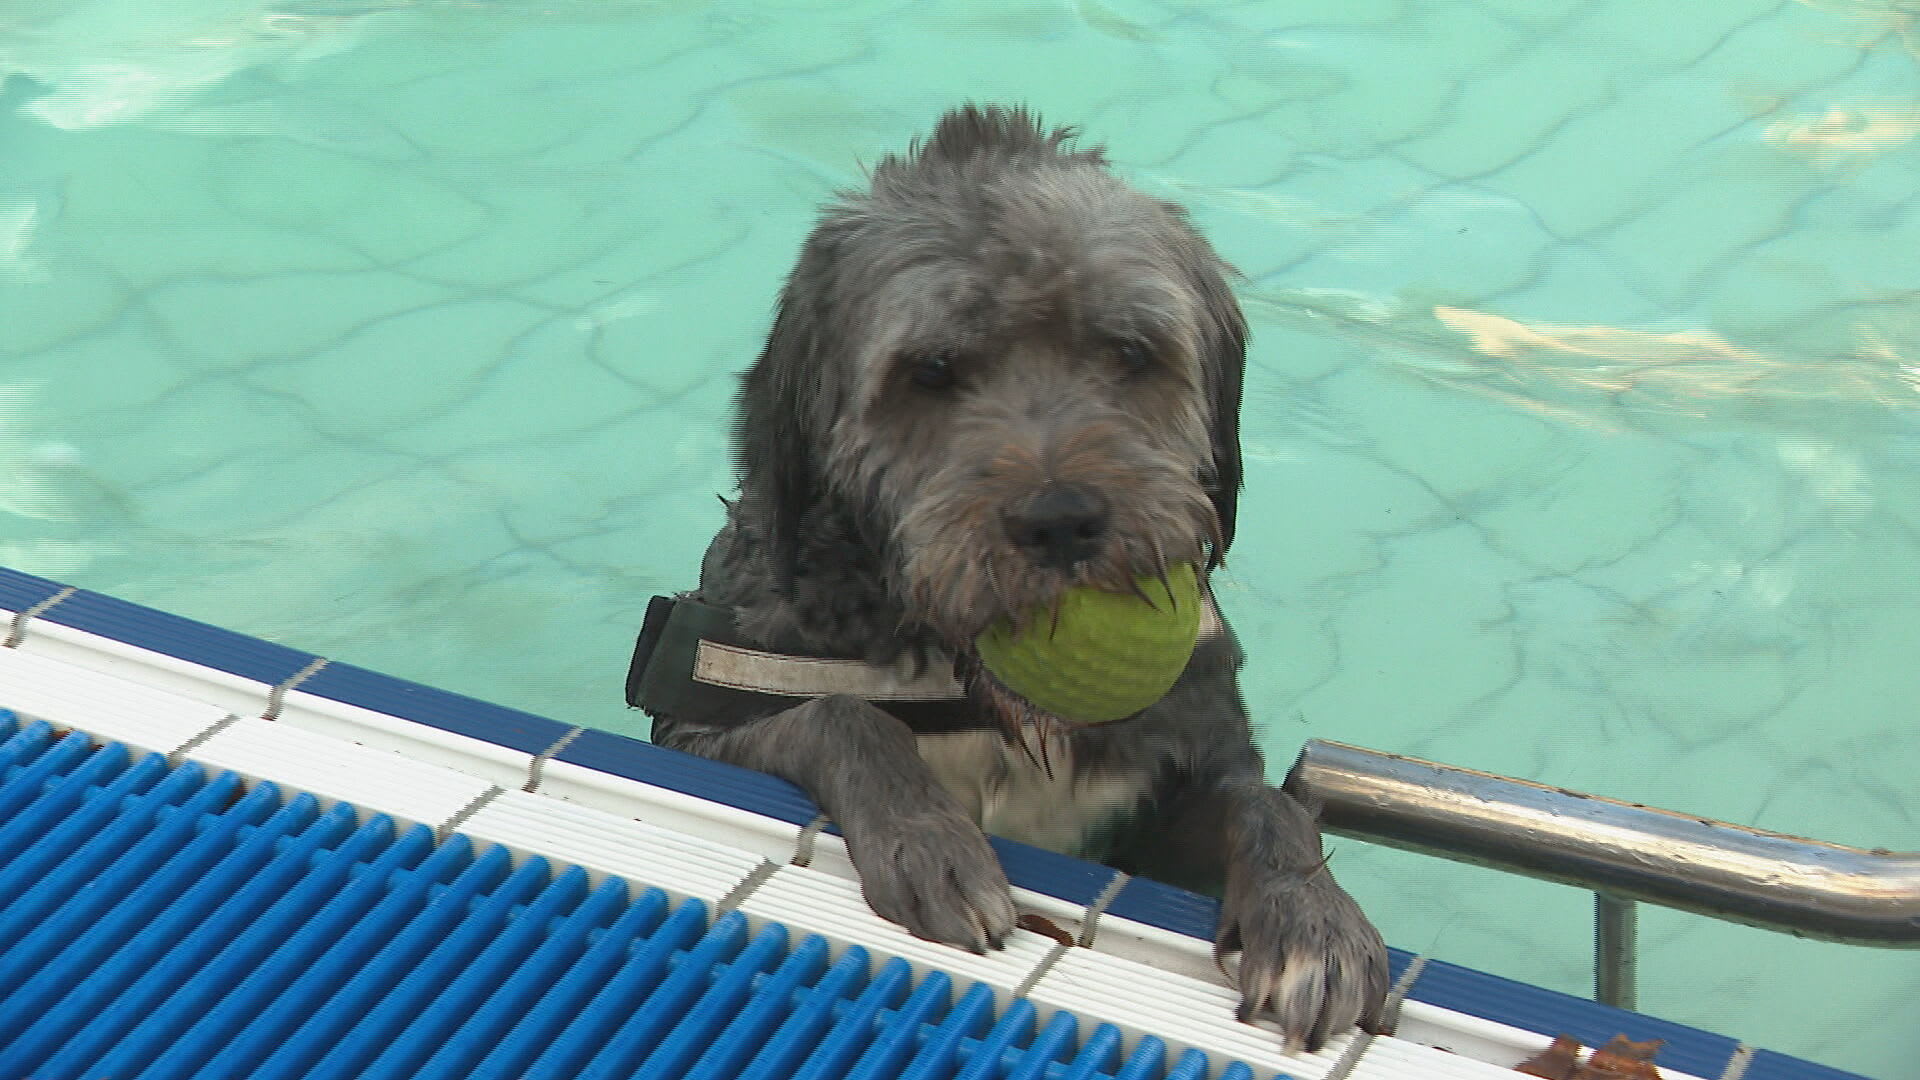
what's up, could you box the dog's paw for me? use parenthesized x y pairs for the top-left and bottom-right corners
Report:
(1216, 862), (1389, 1054)
(840, 804), (1018, 954)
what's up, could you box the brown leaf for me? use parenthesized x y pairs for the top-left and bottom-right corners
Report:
(1578, 1035), (1664, 1079)
(1017, 912), (1076, 947)
(1515, 1034), (1584, 1079)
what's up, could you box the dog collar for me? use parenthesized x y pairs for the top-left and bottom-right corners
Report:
(626, 590), (1225, 735)
(626, 595), (985, 733)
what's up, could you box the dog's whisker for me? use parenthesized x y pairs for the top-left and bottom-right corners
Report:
(1018, 713), (1068, 782)
(1009, 708), (1046, 772)
(1127, 577), (1161, 610)
(983, 559), (1016, 627)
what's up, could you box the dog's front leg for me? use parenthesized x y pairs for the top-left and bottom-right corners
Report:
(661, 693), (1017, 953)
(1216, 783), (1389, 1053)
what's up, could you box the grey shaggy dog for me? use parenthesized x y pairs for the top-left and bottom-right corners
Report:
(653, 104), (1388, 1051)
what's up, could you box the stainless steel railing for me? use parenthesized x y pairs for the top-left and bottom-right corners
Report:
(1283, 740), (1920, 1010)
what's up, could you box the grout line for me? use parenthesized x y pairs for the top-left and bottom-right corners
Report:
(1323, 954), (1428, 1080)
(168, 713), (244, 768)
(1074, 871), (1131, 948)
(1718, 1044), (1756, 1080)
(264, 657), (329, 720)
(437, 785), (505, 841)
(792, 815), (831, 868)
(1321, 1026), (1372, 1080)
(1378, 954), (1427, 1037)
(718, 859), (782, 912)
(4, 586), (76, 648)
(1013, 942), (1073, 999)
(524, 726), (586, 792)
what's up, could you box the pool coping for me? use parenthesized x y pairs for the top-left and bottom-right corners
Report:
(0, 565), (1862, 1080)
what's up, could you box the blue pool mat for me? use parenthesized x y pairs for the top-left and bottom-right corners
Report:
(0, 712), (1249, 1080)
(0, 565), (1870, 1080)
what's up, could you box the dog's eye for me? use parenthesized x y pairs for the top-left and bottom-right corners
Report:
(1115, 339), (1155, 377)
(908, 351), (958, 391)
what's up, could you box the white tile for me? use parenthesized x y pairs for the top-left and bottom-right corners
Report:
(459, 788), (763, 904)
(276, 686), (534, 789)
(0, 644), (229, 755)
(10, 617), (274, 720)
(737, 863), (1061, 1011)
(188, 716), (492, 826)
(534, 757), (804, 865)
(1027, 947), (1340, 1079)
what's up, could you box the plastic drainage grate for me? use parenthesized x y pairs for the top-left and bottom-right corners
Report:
(0, 712), (1262, 1080)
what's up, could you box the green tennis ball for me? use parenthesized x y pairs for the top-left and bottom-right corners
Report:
(975, 563), (1203, 723)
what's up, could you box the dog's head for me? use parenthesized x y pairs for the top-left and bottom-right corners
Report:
(737, 104), (1245, 647)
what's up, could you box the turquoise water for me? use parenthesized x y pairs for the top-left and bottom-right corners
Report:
(3, 1), (1916, 1073)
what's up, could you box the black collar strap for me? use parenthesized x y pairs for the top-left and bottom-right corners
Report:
(626, 595), (985, 733)
(627, 590), (1224, 736)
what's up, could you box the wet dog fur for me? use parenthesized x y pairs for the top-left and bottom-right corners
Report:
(651, 104), (1387, 1051)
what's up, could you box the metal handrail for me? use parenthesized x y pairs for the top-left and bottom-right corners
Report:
(1283, 740), (1920, 1009)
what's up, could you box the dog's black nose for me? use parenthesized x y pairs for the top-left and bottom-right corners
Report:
(1006, 486), (1110, 569)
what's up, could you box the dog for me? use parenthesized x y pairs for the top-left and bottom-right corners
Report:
(631, 104), (1388, 1052)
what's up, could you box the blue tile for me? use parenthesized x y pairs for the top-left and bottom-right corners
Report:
(40, 588), (321, 687)
(554, 727), (821, 826)
(301, 662), (572, 756)
(1104, 875), (1220, 940)
(988, 836), (1118, 908)
(1387, 946), (1419, 985)
(0, 566), (64, 614)
(1744, 1048), (1871, 1080)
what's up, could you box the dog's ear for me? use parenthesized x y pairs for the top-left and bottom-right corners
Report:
(1193, 257), (1246, 567)
(737, 250), (831, 590)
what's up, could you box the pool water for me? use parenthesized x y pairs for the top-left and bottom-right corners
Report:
(3, 1), (1916, 1074)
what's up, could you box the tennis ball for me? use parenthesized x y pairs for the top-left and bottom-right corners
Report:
(975, 563), (1202, 723)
